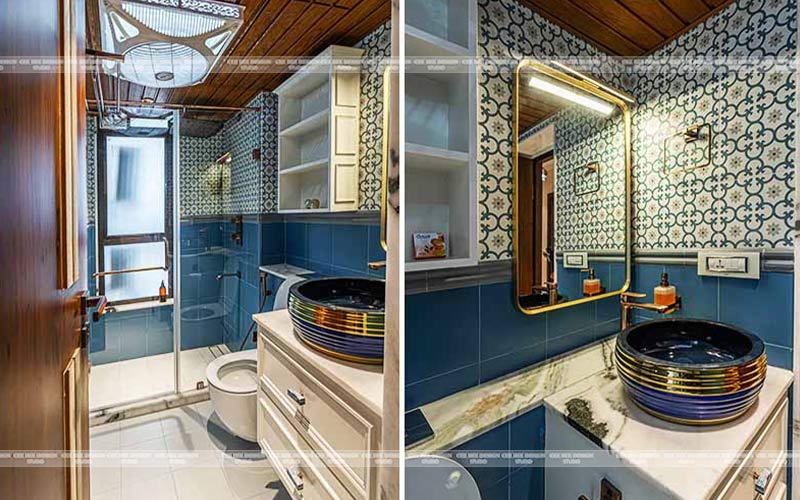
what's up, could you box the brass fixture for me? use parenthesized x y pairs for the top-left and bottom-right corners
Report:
(230, 215), (243, 246)
(92, 237), (170, 278)
(379, 65), (392, 252)
(662, 122), (712, 174)
(531, 281), (559, 304)
(216, 152), (232, 165)
(620, 291), (682, 330)
(216, 271), (241, 281)
(368, 261), (386, 270)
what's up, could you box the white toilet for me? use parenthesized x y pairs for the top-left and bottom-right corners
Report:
(206, 350), (258, 441)
(206, 274), (306, 442)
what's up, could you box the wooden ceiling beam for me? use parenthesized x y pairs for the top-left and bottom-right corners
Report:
(662, 0), (711, 24)
(195, 1), (324, 106)
(577, 0), (663, 51)
(617, 0), (686, 37)
(523, 0), (647, 55)
(170, 0), (289, 105)
(231, 0), (386, 105)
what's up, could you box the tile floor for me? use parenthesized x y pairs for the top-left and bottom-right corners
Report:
(90, 345), (230, 409)
(90, 400), (288, 500)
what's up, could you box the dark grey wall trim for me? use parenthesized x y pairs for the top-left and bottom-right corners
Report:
(406, 248), (795, 295)
(282, 210), (380, 225)
(406, 260), (512, 294)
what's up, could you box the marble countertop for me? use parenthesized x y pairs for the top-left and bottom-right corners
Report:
(408, 336), (617, 453)
(544, 364), (792, 500)
(253, 310), (383, 417)
(259, 263), (314, 280)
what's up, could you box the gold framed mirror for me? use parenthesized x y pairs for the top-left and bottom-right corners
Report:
(513, 60), (632, 314)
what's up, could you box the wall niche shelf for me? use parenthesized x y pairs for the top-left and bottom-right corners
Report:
(406, 0), (478, 272)
(276, 45), (364, 213)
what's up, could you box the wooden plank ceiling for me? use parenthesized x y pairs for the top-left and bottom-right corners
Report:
(87, 0), (389, 120)
(518, 84), (563, 133)
(519, 0), (736, 56)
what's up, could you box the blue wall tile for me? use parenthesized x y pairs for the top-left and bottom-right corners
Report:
(405, 364), (480, 410)
(406, 287), (480, 384)
(332, 224), (369, 272)
(719, 272), (794, 349)
(480, 283), (546, 360)
(444, 406), (545, 500)
(480, 342), (546, 383)
(261, 222), (285, 262)
(454, 422), (510, 492)
(286, 223), (306, 259)
(307, 223), (332, 264)
(406, 264), (794, 410)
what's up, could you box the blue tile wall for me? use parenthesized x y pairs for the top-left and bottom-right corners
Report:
(89, 305), (174, 365)
(222, 219), (266, 352)
(407, 264), (794, 410)
(179, 220), (226, 350)
(284, 222), (386, 279)
(631, 263), (794, 370)
(444, 406), (545, 500)
(405, 282), (620, 409)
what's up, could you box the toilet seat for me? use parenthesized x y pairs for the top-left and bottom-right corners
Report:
(206, 350), (257, 395)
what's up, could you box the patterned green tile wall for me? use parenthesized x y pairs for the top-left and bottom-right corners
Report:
(478, 0), (796, 260)
(356, 20), (392, 211)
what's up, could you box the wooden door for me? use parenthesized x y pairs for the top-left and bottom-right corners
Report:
(0, 0), (90, 498)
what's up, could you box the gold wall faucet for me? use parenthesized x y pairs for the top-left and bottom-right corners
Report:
(620, 291), (682, 330)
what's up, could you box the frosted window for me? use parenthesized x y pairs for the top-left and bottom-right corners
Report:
(105, 136), (165, 235)
(103, 242), (167, 302)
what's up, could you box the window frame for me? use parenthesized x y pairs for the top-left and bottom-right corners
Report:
(96, 130), (174, 306)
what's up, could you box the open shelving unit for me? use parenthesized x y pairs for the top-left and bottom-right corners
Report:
(405, 0), (478, 271)
(276, 45), (364, 213)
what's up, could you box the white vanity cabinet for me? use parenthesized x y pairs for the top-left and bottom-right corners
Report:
(276, 45), (364, 213)
(544, 367), (792, 500)
(254, 311), (383, 500)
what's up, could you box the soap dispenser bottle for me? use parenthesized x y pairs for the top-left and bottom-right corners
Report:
(582, 268), (601, 296)
(654, 273), (676, 306)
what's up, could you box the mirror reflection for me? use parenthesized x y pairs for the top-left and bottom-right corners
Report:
(515, 62), (630, 312)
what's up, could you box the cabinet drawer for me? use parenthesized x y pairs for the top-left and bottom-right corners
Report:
(258, 332), (374, 494)
(257, 391), (354, 500)
(714, 399), (788, 500)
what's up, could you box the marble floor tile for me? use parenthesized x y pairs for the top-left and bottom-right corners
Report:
(90, 401), (285, 500)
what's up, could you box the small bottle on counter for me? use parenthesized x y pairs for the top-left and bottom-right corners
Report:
(582, 268), (601, 296)
(654, 273), (676, 306)
(159, 280), (167, 303)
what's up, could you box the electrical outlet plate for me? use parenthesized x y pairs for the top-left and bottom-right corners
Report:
(600, 478), (622, 500)
(697, 250), (760, 280)
(563, 251), (588, 269)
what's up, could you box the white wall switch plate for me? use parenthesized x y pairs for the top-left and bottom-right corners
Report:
(563, 252), (588, 269)
(697, 250), (760, 279)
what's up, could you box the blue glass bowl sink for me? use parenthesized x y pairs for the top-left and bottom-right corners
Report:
(615, 319), (766, 425)
(288, 277), (385, 365)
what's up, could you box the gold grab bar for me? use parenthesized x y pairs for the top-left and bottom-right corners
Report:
(92, 237), (171, 278)
(379, 64), (391, 252)
(369, 65), (392, 270)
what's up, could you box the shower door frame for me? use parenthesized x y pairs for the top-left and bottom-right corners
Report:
(172, 109), (182, 396)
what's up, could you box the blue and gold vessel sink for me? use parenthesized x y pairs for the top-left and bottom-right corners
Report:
(615, 319), (766, 425)
(288, 277), (384, 365)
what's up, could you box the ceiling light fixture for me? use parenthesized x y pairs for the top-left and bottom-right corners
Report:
(98, 0), (244, 88)
(528, 76), (615, 116)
